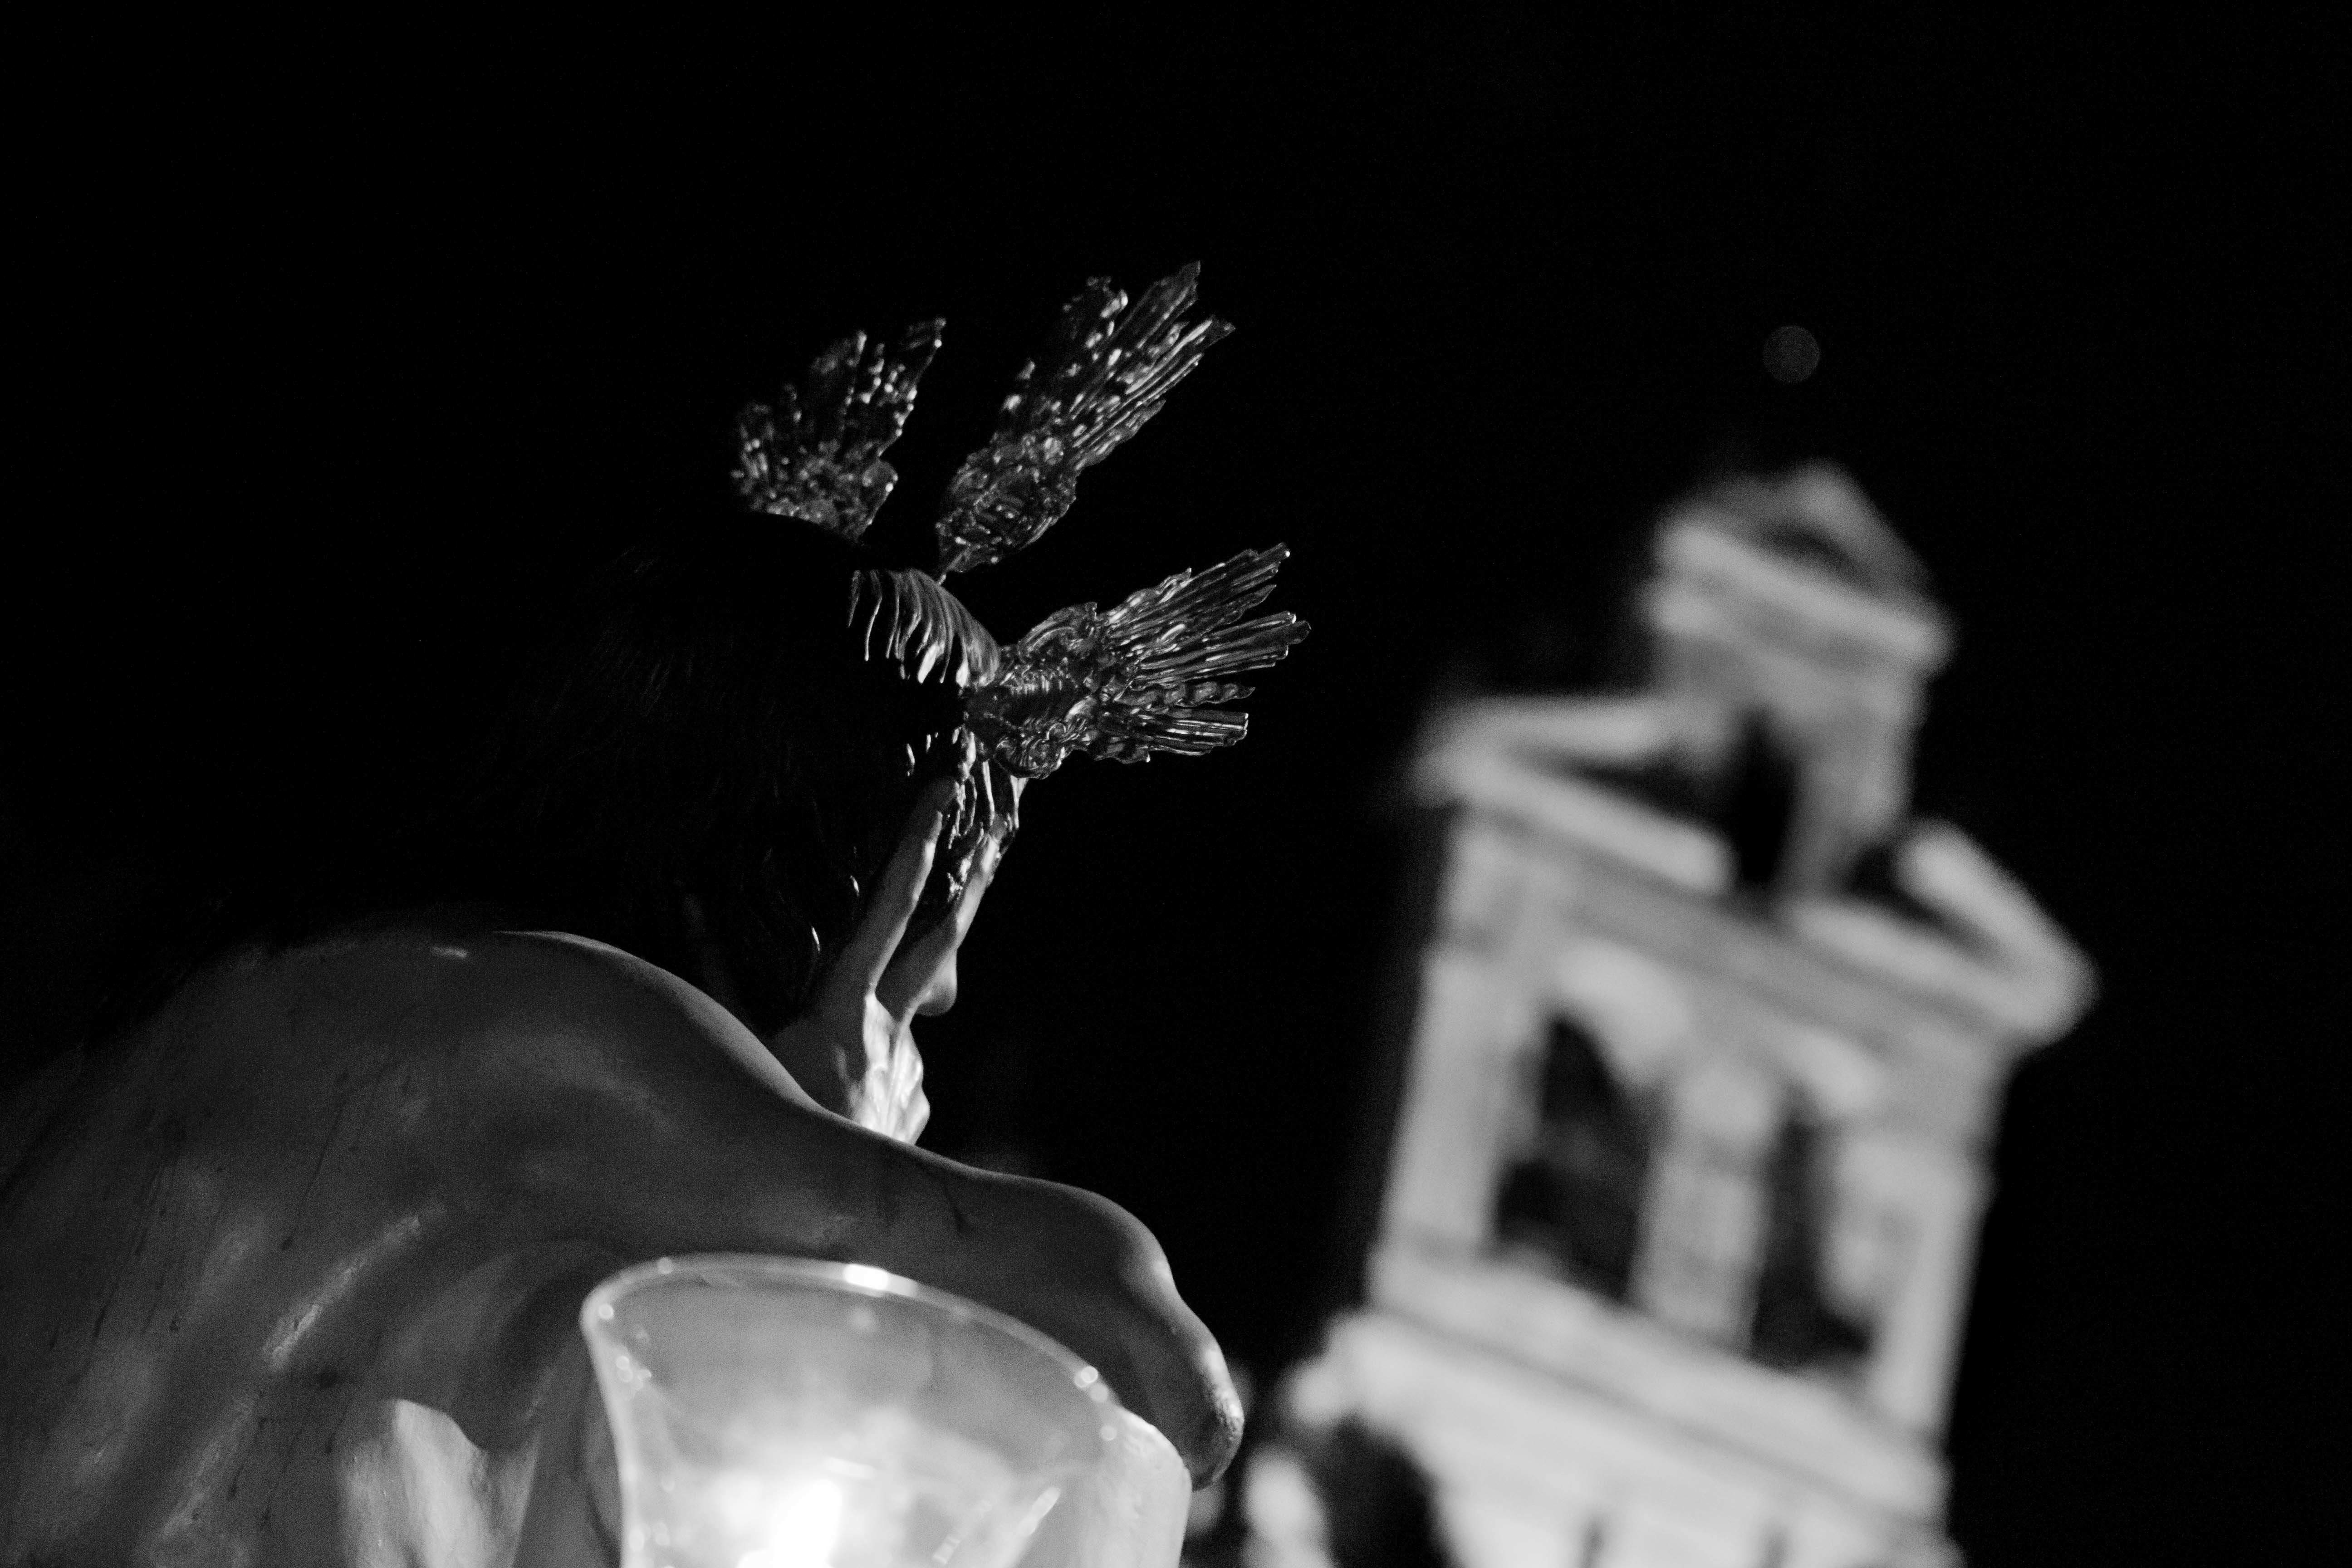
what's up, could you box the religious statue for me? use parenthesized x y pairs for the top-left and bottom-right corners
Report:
(0, 265), (1305, 1565)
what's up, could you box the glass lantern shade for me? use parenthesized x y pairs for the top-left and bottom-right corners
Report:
(581, 1255), (1188, 1568)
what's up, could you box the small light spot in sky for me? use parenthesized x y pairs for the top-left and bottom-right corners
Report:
(1764, 325), (1821, 384)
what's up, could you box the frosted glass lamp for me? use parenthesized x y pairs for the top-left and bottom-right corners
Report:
(582, 1255), (1188, 1568)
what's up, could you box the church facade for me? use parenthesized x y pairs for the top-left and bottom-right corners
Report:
(1252, 469), (2092, 1568)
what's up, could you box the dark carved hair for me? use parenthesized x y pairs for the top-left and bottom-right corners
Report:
(92, 513), (995, 1042)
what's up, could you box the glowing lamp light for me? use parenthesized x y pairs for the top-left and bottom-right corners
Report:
(582, 1255), (1188, 1568)
(724, 1476), (842, 1568)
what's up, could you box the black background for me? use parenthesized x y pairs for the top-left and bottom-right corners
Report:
(7, 15), (2345, 1563)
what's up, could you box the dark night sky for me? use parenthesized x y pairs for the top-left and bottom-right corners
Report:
(8, 15), (2346, 1563)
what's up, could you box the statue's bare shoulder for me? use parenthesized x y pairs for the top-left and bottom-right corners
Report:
(69, 920), (811, 1127)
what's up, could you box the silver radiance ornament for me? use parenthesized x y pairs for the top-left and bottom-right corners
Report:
(933, 268), (1235, 575)
(966, 545), (1299, 778)
(735, 319), (944, 541)
(735, 264), (1309, 909)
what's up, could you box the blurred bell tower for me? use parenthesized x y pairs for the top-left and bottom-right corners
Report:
(1645, 466), (1949, 901)
(1246, 467), (2092, 1568)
